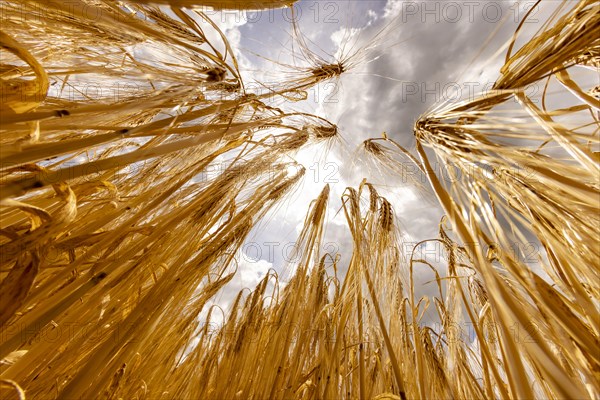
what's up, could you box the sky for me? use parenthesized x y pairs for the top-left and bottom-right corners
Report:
(199, 0), (567, 318)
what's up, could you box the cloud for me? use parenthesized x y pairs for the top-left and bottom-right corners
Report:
(209, 1), (565, 309)
(238, 258), (273, 286)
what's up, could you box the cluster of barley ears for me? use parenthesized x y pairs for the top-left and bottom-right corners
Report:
(0, 0), (598, 399)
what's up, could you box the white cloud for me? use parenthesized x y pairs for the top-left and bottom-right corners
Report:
(208, 1), (573, 311)
(239, 258), (273, 287)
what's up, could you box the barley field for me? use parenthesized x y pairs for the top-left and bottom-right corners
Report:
(0, 0), (598, 399)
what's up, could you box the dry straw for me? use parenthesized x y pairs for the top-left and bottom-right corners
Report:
(0, 0), (598, 399)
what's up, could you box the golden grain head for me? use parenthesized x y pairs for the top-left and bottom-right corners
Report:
(363, 139), (386, 156)
(310, 62), (345, 80)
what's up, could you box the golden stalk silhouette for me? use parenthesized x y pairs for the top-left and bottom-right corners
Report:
(0, 0), (598, 399)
